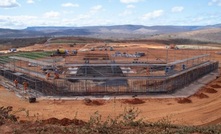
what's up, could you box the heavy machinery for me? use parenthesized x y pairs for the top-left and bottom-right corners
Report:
(169, 44), (179, 49)
(51, 49), (77, 57)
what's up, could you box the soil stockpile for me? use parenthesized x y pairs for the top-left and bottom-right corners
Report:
(122, 98), (145, 104)
(177, 98), (192, 104)
(193, 93), (209, 99)
(203, 88), (217, 93)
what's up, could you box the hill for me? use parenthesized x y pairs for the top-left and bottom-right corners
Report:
(0, 24), (221, 42)
(151, 28), (221, 43)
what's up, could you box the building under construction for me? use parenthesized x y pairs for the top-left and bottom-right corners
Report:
(0, 46), (219, 97)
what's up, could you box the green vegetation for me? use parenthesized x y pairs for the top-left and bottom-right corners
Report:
(1, 106), (220, 134)
(168, 38), (217, 45)
(49, 37), (109, 44)
(0, 51), (52, 65)
(0, 106), (17, 126)
(14, 51), (52, 59)
(0, 56), (11, 64)
(50, 40), (87, 44)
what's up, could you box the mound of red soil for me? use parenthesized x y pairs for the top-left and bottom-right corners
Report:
(84, 99), (105, 106)
(210, 84), (221, 88)
(203, 88), (217, 93)
(194, 93), (209, 99)
(123, 98), (145, 104)
(42, 117), (86, 126)
(177, 98), (192, 104)
(91, 100), (104, 106)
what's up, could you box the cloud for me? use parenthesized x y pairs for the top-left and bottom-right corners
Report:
(120, 0), (143, 4)
(67, 5), (103, 22)
(141, 10), (164, 20)
(0, 0), (20, 8)
(208, 0), (221, 6)
(119, 10), (132, 16)
(91, 5), (102, 11)
(27, 0), (34, 4)
(90, 5), (103, 14)
(171, 6), (184, 13)
(43, 11), (60, 18)
(127, 4), (135, 8)
(0, 15), (37, 28)
(61, 3), (79, 7)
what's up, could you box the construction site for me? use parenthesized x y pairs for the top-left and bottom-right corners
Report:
(0, 42), (219, 97)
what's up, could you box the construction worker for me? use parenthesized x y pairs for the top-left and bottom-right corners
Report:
(14, 79), (18, 89)
(54, 72), (59, 79)
(146, 67), (150, 75)
(23, 81), (28, 92)
(46, 72), (50, 80)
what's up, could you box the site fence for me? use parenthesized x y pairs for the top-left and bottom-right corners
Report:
(52, 61), (219, 96)
(0, 61), (219, 96)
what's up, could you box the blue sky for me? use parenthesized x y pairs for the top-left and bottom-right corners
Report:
(0, 0), (221, 29)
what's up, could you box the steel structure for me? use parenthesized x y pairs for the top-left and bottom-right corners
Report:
(0, 49), (219, 96)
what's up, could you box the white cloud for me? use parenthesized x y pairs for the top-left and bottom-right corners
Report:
(120, 0), (143, 4)
(27, 0), (34, 4)
(0, 15), (37, 28)
(171, 6), (184, 13)
(141, 10), (164, 20)
(119, 10), (132, 16)
(43, 11), (60, 18)
(0, 0), (20, 8)
(61, 3), (79, 7)
(91, 5), (102, 11)
(208, 0), (221, 6)
(127, 4), (135, 8)
(65, 5), (103, 23)
(77, 14), (91, 20)
(90, 5), (103, 14)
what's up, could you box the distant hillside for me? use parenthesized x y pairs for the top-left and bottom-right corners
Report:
(151, 28), (221, 43)
(0, 24), (221, 40)
(0, 37), (48, 50)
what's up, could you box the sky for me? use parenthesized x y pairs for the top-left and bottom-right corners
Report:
(0, 0), (221, 29)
